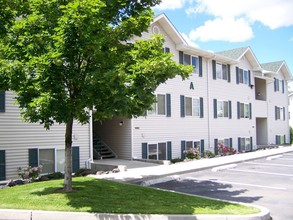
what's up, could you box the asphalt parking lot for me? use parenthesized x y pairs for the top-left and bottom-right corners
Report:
(152, 152), (293, 220)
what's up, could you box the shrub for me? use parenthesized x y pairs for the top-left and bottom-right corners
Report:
(17, 165), (43, 181)
(170, 158), (184, 164)
(183, 147), (200, 160)
(202, 150), (216, 158)
(218, 143), (236, 156)
(74, 168), (92, 177)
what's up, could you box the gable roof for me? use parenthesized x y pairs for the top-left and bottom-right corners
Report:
(216, 47), (262, 71)
(261, 61), (292, 80)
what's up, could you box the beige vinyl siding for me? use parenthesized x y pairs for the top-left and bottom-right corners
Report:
(0, 91), (90, 180)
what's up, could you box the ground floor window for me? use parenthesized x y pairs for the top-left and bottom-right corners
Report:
(39, 149), (55, 174)
(148, 143), (167, 160)
(239, 137), (251, 151)
(29, 147), (79, 174)
(218, 138), (231, 147)
(276, 135), (285, 145)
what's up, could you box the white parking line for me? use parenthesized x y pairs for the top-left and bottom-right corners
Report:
(244, 162), (293, 167)
(185, 177), (287, 190)
(231, 169), (293, 177)
(266, 155), (283, 160)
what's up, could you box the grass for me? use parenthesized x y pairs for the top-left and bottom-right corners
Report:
(0, 177), (259, 215)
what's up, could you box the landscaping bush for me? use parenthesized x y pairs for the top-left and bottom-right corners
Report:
(170, 158), (184, 164)
(183, 147), (200, 159)
(202, 150), (216, 158)
(17, 165), (43, 182)
(74, 168), (92, 177)
(218, 143), (236, 156)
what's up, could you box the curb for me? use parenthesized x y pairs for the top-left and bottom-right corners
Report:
(0, 206), (271, 220)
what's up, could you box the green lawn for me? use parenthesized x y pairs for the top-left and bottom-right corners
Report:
(0, 177), (259, 215)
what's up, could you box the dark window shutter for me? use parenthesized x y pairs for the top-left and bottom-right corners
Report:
(250, 137), (253, 152)
(142, 143), (148, 159)
(29, 148), (38, 167)
(72, 146), (80, 173)
(275, 106), (278, 120)
(238, 137), (241, 151)
(229, 138), (233, 148)
(199, 56), (203, 77)
(274, 78), (277, 92)
(229, 101), (232, 119)
(284, 135), (286, 144)
(180, 95), (185, 118)
(181, 141), (186, 159)
(227, 64), (231, 82)
(167, 141), (172, 160)
(275, 135), (279, 144)
(248, 70), (251, 86)
(282, 80), (285, 93)
(179, 51), (184, 64)
(214, 139), (218, 155)
(212, 60), (216, 80)
(213, 99), (217, 118)
(166, 93), (171, 117)
(249, 103), (252, 119)
(283, 107), (285, 121)
(237, 102), (240, 119)
(236, 67), (239, 84)
(0, 91), (5, 112)
(0, 150), (5, 180)
(200, 97), (204, 118)
(200, 139), (204, 154)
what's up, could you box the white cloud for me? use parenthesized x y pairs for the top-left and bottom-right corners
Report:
(180, 32), (199, 47)
(153, 0), (188, 10)
(188, 0), (293, 29)
(189, 17), (254, 42)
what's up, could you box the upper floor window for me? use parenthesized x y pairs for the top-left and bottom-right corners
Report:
(236, 67), (251, 86)
(148, 94), (171, 117)
(213, 99), (232, 119)
(163, 47), (170, 53)
(179, 51), (202, 76)
(212, 60), (230, 82)
(0, 91), (5, 113)
(237, 102), (252, 119)
(274, 78), (285, 93)
(275, 106), (285, 120)
(180, 95), (203, 118)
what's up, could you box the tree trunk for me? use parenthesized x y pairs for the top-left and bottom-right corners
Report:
(64, 117), (74, 192)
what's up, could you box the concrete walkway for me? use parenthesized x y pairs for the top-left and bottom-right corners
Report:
(1, 146), (292, 220)
(90, 146), (293, 186)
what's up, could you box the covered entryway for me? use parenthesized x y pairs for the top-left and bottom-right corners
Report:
(256, 118), (268, 145)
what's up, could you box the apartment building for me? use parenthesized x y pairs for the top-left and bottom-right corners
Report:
(0, 13), (291, 180)
(94, 14), (291, 161)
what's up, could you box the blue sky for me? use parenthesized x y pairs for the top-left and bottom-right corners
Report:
(153, 0), (293, 86)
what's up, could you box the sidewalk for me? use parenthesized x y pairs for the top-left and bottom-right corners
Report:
(90, 146), (293, 185)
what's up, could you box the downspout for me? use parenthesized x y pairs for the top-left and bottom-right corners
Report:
(88, 110), (93, 168)
(206, 56), (214, 149)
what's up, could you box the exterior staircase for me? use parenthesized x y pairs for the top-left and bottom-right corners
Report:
(93, 138), (117, 160)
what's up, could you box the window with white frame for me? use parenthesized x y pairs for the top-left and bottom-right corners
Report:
(276, 135), (285, 144)
(185, 97), (200, 116)
(239, 137), (251, 151)
(237, 68), (250, 85)
(275, 106), (285, 120)
(183, 54), (198, 74)
(217, 100), (229, 117)
(218, 138), (231, 147)
(148, 94), (166, 115)
(240, 103), (250, 118)
(148, 143), (167, 160)
(185, 141), (200, 150)
(216, 63), (228, 80)
(39, 149), (55, 174)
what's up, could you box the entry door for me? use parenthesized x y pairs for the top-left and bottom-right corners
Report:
(0, 150), (5, 180)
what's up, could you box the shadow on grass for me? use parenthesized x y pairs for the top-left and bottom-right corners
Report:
(29, 177), (255, 218)
(153, 179), (263, 204)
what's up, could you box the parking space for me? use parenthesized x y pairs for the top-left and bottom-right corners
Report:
(152, 152), (293, 220)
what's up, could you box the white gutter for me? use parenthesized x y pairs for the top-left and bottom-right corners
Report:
(88, 110), (93, 167)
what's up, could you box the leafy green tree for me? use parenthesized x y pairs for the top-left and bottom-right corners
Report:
(0, 0), (192, 192)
